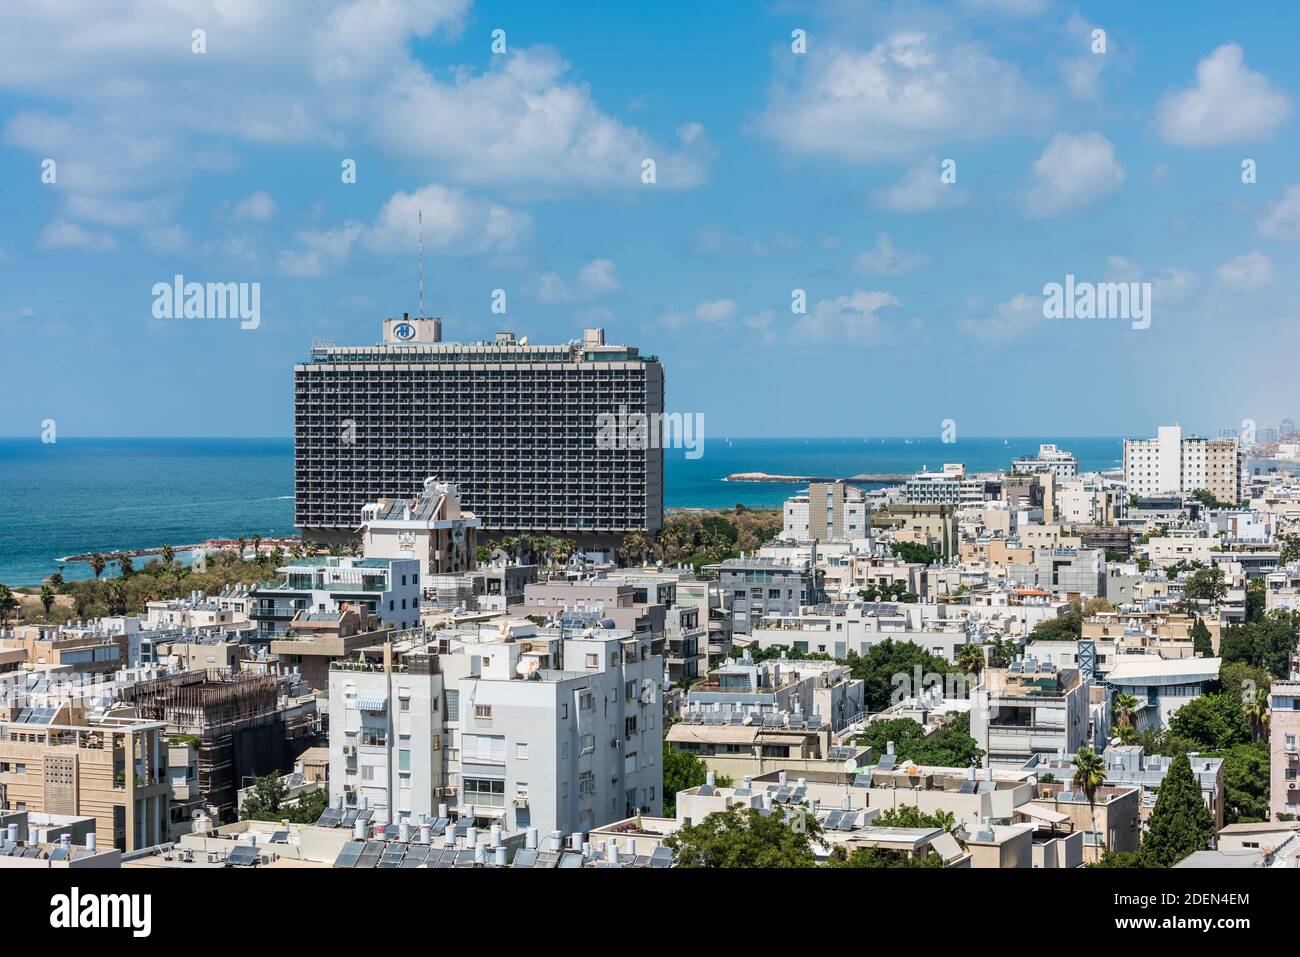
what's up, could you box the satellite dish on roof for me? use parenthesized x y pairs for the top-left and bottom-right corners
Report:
(843, 759), (858, 774)
(599, 618), (616, 629)
(516, 657), (539, 678)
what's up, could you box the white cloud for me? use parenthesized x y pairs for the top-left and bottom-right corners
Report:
(39, 219), (115, 251)
(694, 299), (739, 324)
(529, 258), (620, 303)
(365, 184), (532, 254)
(960, 0), (1050, 14)
(794, 290), (903, 343)
(872, 157), (969, 213)
(756, 33), (1047, 163)
(1105, 256), (1196, 301)
(1216, 251), (1275, 290)
(232, 191), (276, 222)
(957, 293), (1040, 343)
(144, 226), (189, 254)
(1022, 132), (1124, 218)
(278, 221), (363, 277)
(372, 48), (711, 190)
(853, 233), (930, 276)
(1155, 44), (1291, 146)
(657, 298), (739, 330)
(1258, 184), (1300, 241)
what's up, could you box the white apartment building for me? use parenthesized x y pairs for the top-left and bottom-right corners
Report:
(360, 477), (481, 590)
(904, 464), (995, 507)
(1012, 444), (1078, 479)
(328, 619), (663, 836)
(1124, 425), (1241, 502)
(781, 481), (871, 542)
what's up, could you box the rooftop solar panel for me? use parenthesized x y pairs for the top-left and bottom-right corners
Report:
(511, 848), (539, 868)
(557, 852), (583, 868)
(269, 830), (290, 844)
(401, 847), (430, 868)
(334, 843), (363, 868)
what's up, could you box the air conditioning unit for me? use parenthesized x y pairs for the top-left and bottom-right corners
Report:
(513, 796), (529, 808)
(611, 738), (622, 749)
(343, 744), (357, 757)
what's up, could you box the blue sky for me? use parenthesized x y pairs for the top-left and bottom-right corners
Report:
(1, 0), (1299, 439)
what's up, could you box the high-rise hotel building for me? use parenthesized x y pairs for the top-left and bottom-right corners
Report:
(294, 316), (664, 551)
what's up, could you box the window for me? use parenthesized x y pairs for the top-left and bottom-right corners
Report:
(516, 743), (529, 760)
(444, 690), (459, 718)
(474, 704), (493, 720)
(586, 653), (599, 668)
(579, 692), (594, 711)
(361, 765), (374, 781)
(579, 770), (595, 796)
(463, 777), (506, 807)
(580, 733), (595, 754)
(398, 750), (410, 772)
(399, 696), (410, 713)
(462, 734), (506, 763)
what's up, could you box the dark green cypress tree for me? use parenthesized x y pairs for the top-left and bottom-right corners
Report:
(1142, 752), (1215, 867)
(1191, 617), (1213, 657)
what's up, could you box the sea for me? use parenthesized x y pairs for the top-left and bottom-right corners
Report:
(0, 435), (1124, 587)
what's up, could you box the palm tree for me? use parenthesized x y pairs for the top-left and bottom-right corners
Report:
(237, 536), (247, 560)
(618, 531), (650, 567)
(116, 552), (134, 578)
(955, 643), (985, 677)
(0, 585), (18, 630)
(88, 552), (106, 579)
(551, 537), (576, 566)
(1071, 747), (1107, 854)
(1113, 693), (1140, 729)
(160, 544), (175, 569)
(327, 542), (345, 557)
(498, 535), (518, 564)
(289, 542), (305, 560)
(1244, 689), (1270, 742)
(40, 583), (56, 615)
(346, 537), (362, 557)
(251, 534), (262, 557)
(107, 580), (128, 616)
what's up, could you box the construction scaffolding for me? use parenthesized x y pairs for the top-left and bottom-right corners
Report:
(123, 670), (296, 822)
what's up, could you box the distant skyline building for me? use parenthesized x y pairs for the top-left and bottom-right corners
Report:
(1123, 425), (1241, 503)
(1011, 443), (1078, 480)
(294, 317), (664, 554)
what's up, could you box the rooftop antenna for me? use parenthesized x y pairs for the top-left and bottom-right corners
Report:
(418, 207), (425, 319)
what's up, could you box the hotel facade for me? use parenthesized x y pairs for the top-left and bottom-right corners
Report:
(294, 317), (664, 553)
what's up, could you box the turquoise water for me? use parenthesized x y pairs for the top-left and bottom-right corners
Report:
(0, 436), (1122, 586)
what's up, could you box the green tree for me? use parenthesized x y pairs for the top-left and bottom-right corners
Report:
(1216, 742), (1270, 824)
(955, 643), (985, 677)
(40, 583), (56, 615)
(664, 805), (820, 868)
(1183, 566), (1226, 604)
(88, 552), (106, 579)
(1071, 747), (1106, 851)
(1028, 611), (1082, 642)
(160, 544), (175, 569)
(1190, 616), (1213, 657)
(618, 531), (650, 567)
(1113, 693), (1140, 729)
(888, 541), (939, 566)
(0, 585), (17, 629)
(1142, 753), (1215, 867)
(1167, 693), (1250, 751)
(1091, 849), (1150, 868)
(116, 552), (134, 578)
(661, 749), (731, 816)
(240, 773), (330, 825)
(845, 639), (957, 712)
(827, 846), (945, 868)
